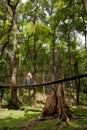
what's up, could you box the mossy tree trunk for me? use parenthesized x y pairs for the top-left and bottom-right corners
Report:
(41, 83), (73, 122)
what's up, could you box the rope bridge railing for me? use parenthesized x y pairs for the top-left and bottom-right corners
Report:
(0, 73), (87, 88)
(0, 73), (87, 103)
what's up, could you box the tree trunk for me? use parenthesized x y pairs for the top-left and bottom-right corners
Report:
(7, 0), (20, 109)
(41, 83), (73, 122)
(74, 61), (80, 104)
(32, 9), (37, 105)
(51, 30), (56, 82)
(42, 65), (45, 93)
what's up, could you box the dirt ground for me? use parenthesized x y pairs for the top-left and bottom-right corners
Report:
(19, 126), (32, 130)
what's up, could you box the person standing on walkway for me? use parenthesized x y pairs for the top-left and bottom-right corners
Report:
(26, 71), (32, 85)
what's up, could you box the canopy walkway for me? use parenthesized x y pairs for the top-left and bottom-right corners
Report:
(0, 73), (87, 107)
(0, 73), (87, 88)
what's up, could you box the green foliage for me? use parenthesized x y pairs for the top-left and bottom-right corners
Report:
(0, 60), (10, 81)
(0, 0), (87, 114)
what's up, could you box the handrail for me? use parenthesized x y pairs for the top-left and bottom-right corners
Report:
(0, 73), (87, 88)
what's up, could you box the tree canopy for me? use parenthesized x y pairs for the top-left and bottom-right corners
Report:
(0, 0), (87, 84)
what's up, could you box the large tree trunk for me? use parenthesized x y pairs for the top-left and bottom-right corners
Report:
(7, 0), (20, 109)
(41, 83), (73, 122)
(32, 9), (37, 105)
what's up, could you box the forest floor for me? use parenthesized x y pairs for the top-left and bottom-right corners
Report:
(18, 105), (87, 130)
(0, 105), (87, 130)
